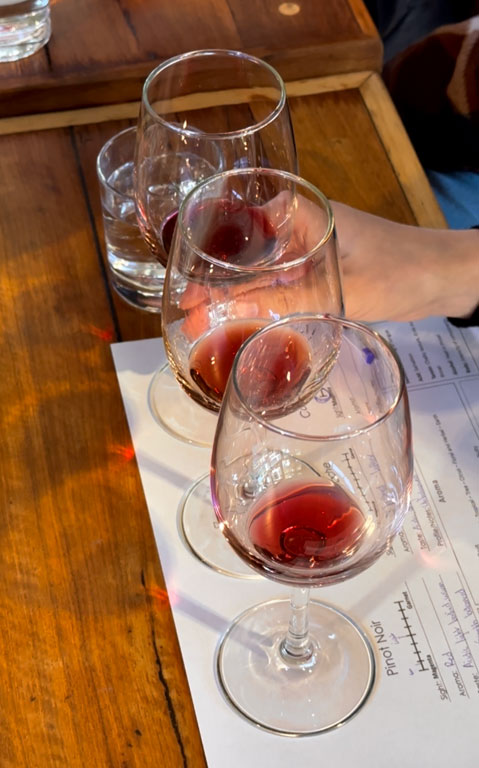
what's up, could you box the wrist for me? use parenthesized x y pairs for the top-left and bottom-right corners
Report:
(430, 228), (479, 319)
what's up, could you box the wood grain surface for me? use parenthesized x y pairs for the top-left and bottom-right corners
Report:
(0, 127), (204, 767)
(0, 0), (382, 117)
(0, 76), (444, 766)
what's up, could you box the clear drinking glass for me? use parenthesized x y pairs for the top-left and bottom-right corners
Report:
(211, 314), (413, 734)
(135, 49), (298, 437)
(162, 168), (344, 576)
(97, 127), (166, 312)
(0, 0), (50, 62)
(135, 49), (297, 267)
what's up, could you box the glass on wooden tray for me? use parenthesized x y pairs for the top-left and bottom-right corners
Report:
(135, 48), (297, 268)
(0, 0), (50, 62)
(135, 48), (298, 442)
(97, 126), (166, 312)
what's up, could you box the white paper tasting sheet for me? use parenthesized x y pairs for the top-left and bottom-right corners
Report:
(112, 316), (479, 767)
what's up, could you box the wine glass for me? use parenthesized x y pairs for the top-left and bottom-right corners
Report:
(211, 314), (413, 734)
(162, 168), (344, 576)
(135, 49), (298, 441)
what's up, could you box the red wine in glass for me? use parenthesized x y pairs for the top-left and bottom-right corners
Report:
(189, 319), (267, 405)
(189, 321), (312, 408)
(160, 209), (179, 256)
(247, 480), (366, 571)
(193, 199), (277, 266)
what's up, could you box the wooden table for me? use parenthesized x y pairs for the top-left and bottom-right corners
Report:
(0, 0), (382, 117)
(0, 72), (445, 766)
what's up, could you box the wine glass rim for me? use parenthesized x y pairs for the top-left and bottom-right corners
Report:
(176, 168), (335, 272)
(142, 48), (287, 138)
(231, 312), (407, 441)
(96, 125), (137, 196)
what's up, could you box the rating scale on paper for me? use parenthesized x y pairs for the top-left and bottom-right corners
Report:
(394, 594), (429, 673)
(370, 588), (433, 684)
(380, 587), (451, 701)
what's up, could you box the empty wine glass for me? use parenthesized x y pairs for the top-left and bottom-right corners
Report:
(211, 314), (413, 734)
(135, 48), (298, 444)
(162, 168), (344, 576)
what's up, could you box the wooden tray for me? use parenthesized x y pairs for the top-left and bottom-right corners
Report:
(0, 0), (382, 117)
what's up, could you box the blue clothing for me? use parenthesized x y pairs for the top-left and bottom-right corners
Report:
(427, 170), (479, 229)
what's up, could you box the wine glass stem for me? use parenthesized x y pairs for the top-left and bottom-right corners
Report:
(280, 587), (315, 663)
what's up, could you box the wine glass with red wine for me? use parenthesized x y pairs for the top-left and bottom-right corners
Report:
(211, 314), (413, 734)
(162, 168), (344, 577)
(135, 49), (297, 443)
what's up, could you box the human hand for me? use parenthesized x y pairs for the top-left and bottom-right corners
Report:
(177, 195), (479, 339)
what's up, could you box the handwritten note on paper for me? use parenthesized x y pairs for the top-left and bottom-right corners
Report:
(369, 318), (479, 708)
(112, 316), (479, 767)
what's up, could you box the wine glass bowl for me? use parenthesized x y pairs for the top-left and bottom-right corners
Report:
(162, 168), (343, 415)
(210, 314), (413, 734)
(135, 48), (297, 268)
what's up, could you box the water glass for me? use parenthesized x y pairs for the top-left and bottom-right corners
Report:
(97, 126), (165, 313)
(0, 0), (50, 62)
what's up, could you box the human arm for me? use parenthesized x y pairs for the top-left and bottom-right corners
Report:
(332, 201), (479, 323)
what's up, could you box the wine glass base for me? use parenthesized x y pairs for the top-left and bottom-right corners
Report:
(216, 598), (375, 735)
(181, 474), (260, 579)
(148, 363), (217, 446)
